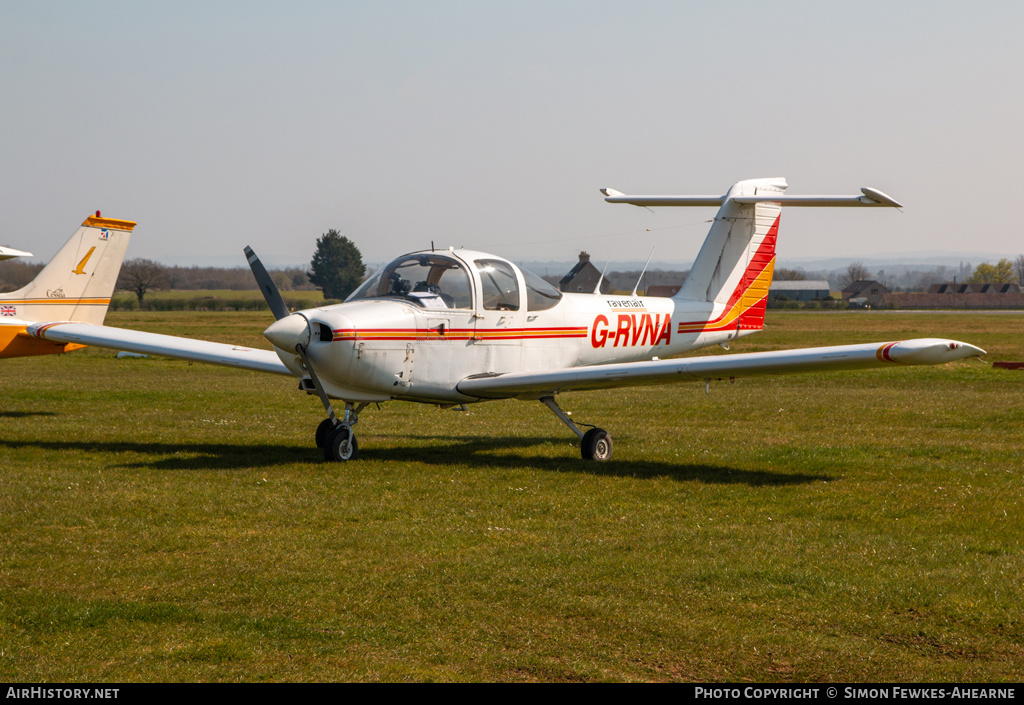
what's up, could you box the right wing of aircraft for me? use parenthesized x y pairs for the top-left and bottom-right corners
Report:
(28, 322), (291, 375)
(457, 339), (984, 400)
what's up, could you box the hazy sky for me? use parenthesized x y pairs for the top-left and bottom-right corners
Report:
(2, 1), (1022, 269)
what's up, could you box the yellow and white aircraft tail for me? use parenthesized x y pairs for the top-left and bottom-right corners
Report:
(0, 212), (136, 358)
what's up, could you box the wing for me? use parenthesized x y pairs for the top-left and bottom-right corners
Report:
(457, 339), (984, 399)
(28, 321), (292, 376)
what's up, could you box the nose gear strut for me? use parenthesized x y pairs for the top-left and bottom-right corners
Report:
(295, 343), (367, 461)
(247, 244), (368, 462)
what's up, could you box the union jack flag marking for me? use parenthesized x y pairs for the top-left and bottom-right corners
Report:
(1, 305), (16, 316)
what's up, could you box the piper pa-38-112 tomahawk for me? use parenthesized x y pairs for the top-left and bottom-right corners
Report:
(2, 178), (985, 461)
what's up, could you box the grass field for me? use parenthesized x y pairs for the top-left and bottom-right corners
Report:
(1, 312), (1022, 682)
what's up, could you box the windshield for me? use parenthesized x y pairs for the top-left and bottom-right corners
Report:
(522, 267), (562, 311)
(346, 254), (472, 309)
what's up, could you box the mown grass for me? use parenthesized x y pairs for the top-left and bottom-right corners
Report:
(0, 312), (1021, 682)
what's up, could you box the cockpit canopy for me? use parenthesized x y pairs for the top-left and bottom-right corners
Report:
(346, 251), (562, 312)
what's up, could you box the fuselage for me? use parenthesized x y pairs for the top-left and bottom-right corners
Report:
(267, 248), (761, 404)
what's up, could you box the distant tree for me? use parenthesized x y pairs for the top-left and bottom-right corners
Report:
(272, 271), (293, 291)
(1015, 255), (1024, 285)
(841, 262), (872, 287)
(0, 260), (44, 292)
(774, 267), (806, 281)
(967, 258), (1015, 285)
(308, 230), (365, 300)
(117, 258), (166, 305)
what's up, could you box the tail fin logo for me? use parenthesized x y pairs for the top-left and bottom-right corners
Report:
(99, 229), (110, 241)
(72, 247), (96, 275)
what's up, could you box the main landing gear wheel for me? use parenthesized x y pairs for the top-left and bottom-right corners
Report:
(540, 396), (614, 462)
(580, 428), (613, 461)
(325, 425), (359, 462)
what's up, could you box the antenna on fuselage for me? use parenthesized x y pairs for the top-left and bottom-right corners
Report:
(593, 258), (611, 295)
(631, 247), (655, 297)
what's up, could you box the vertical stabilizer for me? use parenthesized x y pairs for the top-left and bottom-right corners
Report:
(675, 178), (783, 332)
(1, 214), (136, 325)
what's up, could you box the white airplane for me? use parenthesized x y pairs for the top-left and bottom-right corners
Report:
(3, 178), (985, 461)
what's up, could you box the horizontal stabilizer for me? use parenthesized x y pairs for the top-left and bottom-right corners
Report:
(0, 245), (33, 261)
(602, 186), (901, 208)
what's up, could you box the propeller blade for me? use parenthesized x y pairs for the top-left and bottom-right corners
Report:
(244, 246), (290, 321)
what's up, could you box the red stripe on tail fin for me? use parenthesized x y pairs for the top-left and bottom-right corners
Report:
(734, 213), (779, 331)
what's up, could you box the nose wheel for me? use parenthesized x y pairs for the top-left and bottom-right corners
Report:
(315, 403), (367, 461)
(324, 424), (359, 461)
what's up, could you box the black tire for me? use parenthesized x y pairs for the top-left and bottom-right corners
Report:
(324, 426), (359, 462)
(580, 428), (612, 461)
(315, 418), (335, 448)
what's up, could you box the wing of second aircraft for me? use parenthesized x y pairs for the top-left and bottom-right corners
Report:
(28, 322), (291, 375)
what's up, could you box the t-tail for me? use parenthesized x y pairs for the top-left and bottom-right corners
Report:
(602, 178), (901, 337)
(0, 213), (136, 358)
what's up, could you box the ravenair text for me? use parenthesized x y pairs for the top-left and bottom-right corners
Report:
(591, 313), (671, 348)
(605, 298), (646, 309)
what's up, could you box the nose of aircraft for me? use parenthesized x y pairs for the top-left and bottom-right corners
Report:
(263, 313), (311, 351)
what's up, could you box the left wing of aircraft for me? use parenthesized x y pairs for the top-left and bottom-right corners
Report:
(457, 339), (984, 399)
(28, 322), (291, 375)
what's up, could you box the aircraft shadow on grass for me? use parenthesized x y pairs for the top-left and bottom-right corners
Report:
(0, 411), (58, 418)
(0, 435), (833, 487)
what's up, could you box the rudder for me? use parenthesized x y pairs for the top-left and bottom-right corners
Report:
(676, 178), (783, 333)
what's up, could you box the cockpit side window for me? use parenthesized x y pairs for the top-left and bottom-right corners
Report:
(475, 259), (520, 311)
(346, 254), (472, 309)
(522, 267), (563, 311)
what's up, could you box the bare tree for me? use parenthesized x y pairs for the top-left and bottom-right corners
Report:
(117, 258), (167, 305)
(841, 261), (872, 287)
(774, 267), (807, 281)
(1015, 255), (1024, 285)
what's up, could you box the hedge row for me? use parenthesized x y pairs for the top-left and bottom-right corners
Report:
(109, 296), (340, 312)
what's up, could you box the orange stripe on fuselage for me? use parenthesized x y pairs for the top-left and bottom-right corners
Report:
(1, 298), (111, 306)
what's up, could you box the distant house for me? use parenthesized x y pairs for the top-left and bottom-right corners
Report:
(928, 282), (1021, 294)
(559, 251), (612, 294)
(888, 280), (1024, 308)
(768, 280), (831, 302)
(928, 282), (971, 295)
(841, 280), (890, 307)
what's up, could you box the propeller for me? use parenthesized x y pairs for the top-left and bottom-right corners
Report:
(245, 246), (336, 427)
(244, 245), (290, 321)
